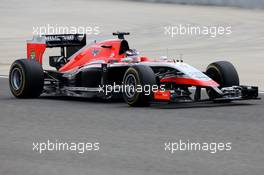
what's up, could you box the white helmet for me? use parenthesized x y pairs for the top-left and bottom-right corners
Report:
(125, 49), (139, 57)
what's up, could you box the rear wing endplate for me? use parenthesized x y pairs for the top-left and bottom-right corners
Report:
(27, 34), (86, 63)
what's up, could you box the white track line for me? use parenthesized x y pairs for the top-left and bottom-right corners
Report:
(0, 75), (8, 78)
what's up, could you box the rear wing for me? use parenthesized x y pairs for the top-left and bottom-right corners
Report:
(27, 34), (86, 64)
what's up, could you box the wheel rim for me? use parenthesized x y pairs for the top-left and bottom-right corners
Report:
(124, 74), (137, 98)
(11, 67), (23, 91)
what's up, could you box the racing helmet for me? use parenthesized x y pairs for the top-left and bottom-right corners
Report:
(125, 49), (139, 57)
(122, 49), (140, 63)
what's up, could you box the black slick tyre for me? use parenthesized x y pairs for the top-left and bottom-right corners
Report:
(9, 59), (44, 98)
(206, 61), (239, 99)
(123, 65), (156, 107)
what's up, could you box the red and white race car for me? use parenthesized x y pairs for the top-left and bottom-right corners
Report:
(9, 32), (259, 106)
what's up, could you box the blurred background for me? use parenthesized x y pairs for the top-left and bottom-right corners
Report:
(132, 0), (264, 9)
(0, 0), (263, 88)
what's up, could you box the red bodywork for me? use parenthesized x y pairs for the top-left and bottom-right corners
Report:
(26, 36), (219, 102)
(27, 39), (150, 72)
(60, 39), (126, 72)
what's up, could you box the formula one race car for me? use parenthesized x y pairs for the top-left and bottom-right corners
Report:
(9, 32), (259, 106)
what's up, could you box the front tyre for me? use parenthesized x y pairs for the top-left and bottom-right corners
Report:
(206, 61), (239, 99)
(123, 65), (156, 107)
(9, 59), (44, 98)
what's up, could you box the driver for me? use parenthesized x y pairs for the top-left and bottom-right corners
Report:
(122, 49), (140, 63)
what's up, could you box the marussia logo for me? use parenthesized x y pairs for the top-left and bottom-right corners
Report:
(30, 50), (36, 59)
(92, 49), (101, 57)
(45, 35), (74, 41)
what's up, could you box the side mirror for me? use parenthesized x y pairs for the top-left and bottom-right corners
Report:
(101, 45), (112, 48)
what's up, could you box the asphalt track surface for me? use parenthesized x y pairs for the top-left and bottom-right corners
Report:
(0, 0), (264, 89)
(0, 0), (264, 174)
(0, 77), (263, 175)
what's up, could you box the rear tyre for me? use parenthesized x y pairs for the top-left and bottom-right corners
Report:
(9, 59), (44, 98)
(123, 65), (156, 107)
(206, 61), (239, 99)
